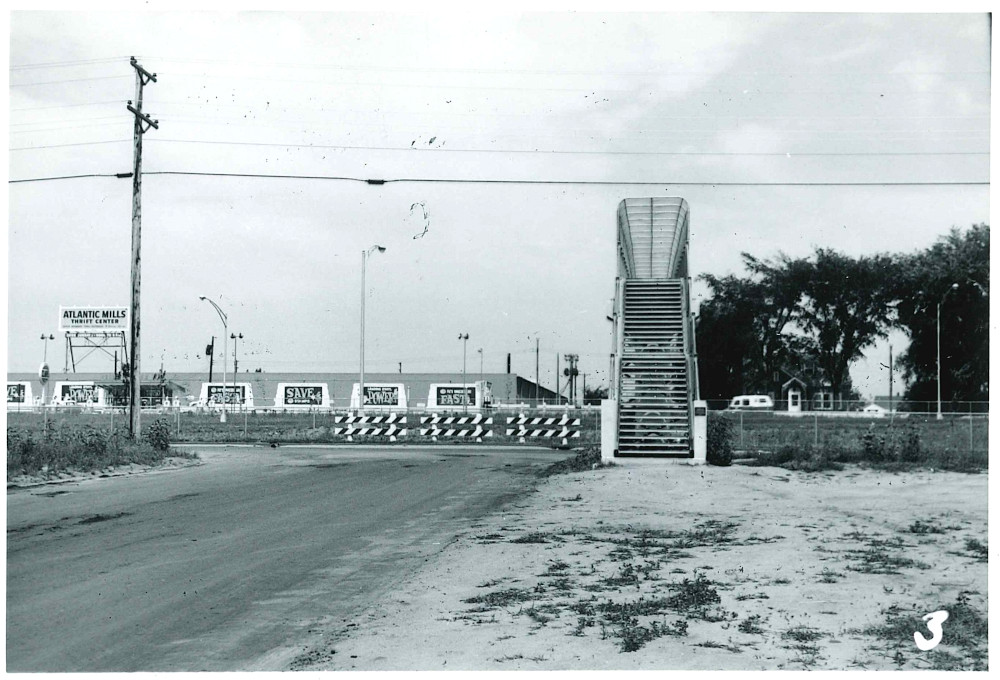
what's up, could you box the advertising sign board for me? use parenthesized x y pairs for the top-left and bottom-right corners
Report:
(59, 383), (100, 404)
(435, 385), (477, 407)
(349, 383), (407, 410)
(59, 306), (129, 332)
(207, 384), (246, 405)
(284, 385), (323, 405)
(273, 383), (329, 409)
(7, 383), (26, 403)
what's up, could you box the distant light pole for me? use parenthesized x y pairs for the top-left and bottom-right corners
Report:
(230, 332), (243, 376)
(40, 334), (53, 422)
(936, 282), (960, 420)
(477, 347), (484, 385)
(199, 296), (228, 422)
(459, 333), (469, 412)
(360, 245), (387, 413)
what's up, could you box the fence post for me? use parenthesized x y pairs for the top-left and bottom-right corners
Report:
(969, 401), (973, 452)
(739, 411), (744, 450)
(244, 410), (248, 439)
(814, 412), (819, 447)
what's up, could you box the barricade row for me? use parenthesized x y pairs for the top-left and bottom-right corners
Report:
(326, 413), (583, 444)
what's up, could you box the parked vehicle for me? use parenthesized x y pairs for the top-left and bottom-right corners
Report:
(728, 395), (774, 410)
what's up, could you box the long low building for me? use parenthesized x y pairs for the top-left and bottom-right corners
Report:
(7, 371), (566, 410)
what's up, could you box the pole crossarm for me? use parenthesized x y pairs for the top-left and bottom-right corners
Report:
(126, 104), (159, 131)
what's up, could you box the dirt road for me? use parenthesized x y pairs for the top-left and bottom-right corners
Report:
(6, 445), (569, 672)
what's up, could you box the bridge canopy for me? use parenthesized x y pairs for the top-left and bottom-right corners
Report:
(617, 197), (689, 279)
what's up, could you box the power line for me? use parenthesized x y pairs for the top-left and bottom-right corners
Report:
(10, 139), (130, 150)
(9, 172), (130, 184)
(143, 138), (990, 157)
(10, 100), (127, 112)
(9, 56), (131, 70)
(141, 56), (991, 79)
(10, 170), (984, 187)
(11, 75), (132, 87)
(11, 135), (989, 156)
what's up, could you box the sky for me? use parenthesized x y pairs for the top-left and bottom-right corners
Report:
(6, 9), (991, 400)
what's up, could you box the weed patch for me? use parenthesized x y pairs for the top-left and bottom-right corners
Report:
(863, 593), (987, 670)
(963, 538), (988, 561)
(542, 446), (613, 476)
(665, 573), (722, 612)
(738, 614), (765, 634)
(463, 588), (536, 609)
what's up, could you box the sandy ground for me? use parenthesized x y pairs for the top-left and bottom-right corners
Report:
(300, 460), (988, 671)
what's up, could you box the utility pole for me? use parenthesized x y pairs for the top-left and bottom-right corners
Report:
(563, 353), (579, 405)
(207, 337), (215, 382)
(556, 354), (560, 405)
(126, 56), (158, 439)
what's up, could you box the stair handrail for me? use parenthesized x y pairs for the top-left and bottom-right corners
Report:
(682, 277), (695, 452)
(617, 202), (636, 278)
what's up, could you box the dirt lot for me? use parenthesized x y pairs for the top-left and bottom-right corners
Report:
(298, 460), (988, 671)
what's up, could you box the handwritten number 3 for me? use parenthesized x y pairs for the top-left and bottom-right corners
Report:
(914, 610), (949, 651)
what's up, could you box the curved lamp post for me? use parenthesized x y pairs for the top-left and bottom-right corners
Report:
(360, 245), (386, 413)
(199, 296), (228, 422)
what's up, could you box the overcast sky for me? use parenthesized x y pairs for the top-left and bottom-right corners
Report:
(6, 9), (991, 399)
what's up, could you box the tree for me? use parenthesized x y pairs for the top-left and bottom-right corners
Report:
(584, 385), (608, 405)
(795, 249), (901, 408)
(894, 225), (989, 406)
(697, 253), (810, 399)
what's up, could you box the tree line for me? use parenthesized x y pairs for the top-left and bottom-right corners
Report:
(695, 224), (989, 409)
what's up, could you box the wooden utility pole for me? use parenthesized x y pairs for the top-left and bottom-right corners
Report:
(126, 56), (158, 439)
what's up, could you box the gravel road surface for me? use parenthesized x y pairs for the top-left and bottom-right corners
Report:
(6, 445), (568, 672)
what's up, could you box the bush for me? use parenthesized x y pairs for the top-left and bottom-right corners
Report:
(7, 423), (190, 480)
(143, 418), (172, 452)
(706, 413), (734, 466)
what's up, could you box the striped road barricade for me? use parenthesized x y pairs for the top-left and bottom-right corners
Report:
(333, 413), (407, 441)
(419, 414), (494, 442)
(505, 413), (581, 446)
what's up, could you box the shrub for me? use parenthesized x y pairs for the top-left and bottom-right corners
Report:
(7, 423), (190, 480)
(706, 413), (734, 466)
(143, 418), (172, 452)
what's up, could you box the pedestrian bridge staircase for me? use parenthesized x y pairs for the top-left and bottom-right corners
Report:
(609, 198), (699, 457)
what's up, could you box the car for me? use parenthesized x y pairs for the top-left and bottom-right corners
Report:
(727, 395), (775, 410)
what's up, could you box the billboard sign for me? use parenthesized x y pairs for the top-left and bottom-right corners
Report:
(58, 382), (101, 404)
(7, 383), (26, 403)
(435, 385), (477, 407)
(207, 384), (246, 405)
(349, 383), (407, 409)
(284, 385), (323, 406)
(59, 306), (128, 332)
(364, 385), (400, 406)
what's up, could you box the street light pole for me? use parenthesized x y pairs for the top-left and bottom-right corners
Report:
(360, 245), (386, 413)
(199, 296), (228, 423)
(40, 334), (53, 426)
(231, 332), (243, 409)
(937, 282), (959, 420)
(459, 333), (469, 412)
(478, 347), (483, 386)
(230, 332), (243, 377)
